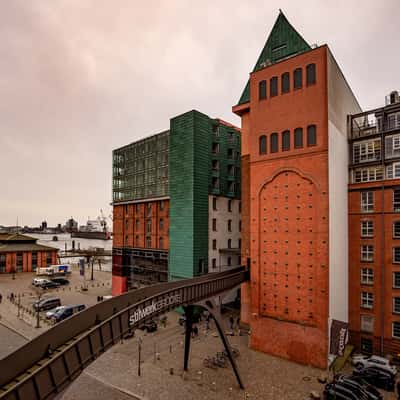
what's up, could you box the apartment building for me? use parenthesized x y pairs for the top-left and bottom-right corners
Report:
(112, 110), (241, 295)
(233, 11), (361, 368)
(348, 91), (400, 357)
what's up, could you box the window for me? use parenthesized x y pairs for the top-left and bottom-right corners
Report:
(0, 255), (5, 273)
(394, 247), (400, 263)
(294, 128), (303, 148)
(387, 163), (400, 179)
(394, 272), (400, 288)
(213, 197), (217, 210)
(394, 298), (400, 314)
(146, 219), (152, 233)
(46, 252), (52, 266)
(361, 292), (374, 309)
(281, 72), (290, 93)
(136, 204), (140, 213)
(361, 268), (374, 285)
(361, 192), (374, 212)
(159, 237), (163, 249)
(160, 200), (164, 211)
(239, 239), (241, 248)
(361, 220), (374, 237)
(270, 76), (278, 97)
(227, 165), (235, 176)
(146, 237), (151, 248)
(393, 322), (400, 339)
(227, 148), (234, 159)
(212, 218), (217, 231)
(227, 257), (232, 266)
(361, 245), (374, 262)
(388, 113), (400, 130)
(353, 139), (381, 164)
(228, 182), (236, 193)
(31, 252), (37, 271)
(293, 68), (302, 89)
(259, 80), (267, 100)
(259, 135), (267, 155)
(212, 143), (219, 154)
(393, 135), (400, 150)
(361, 315), (374, 333)
(394, 222), (400, 238)
(212, 258), (217, 269)
(147, 204), (152, 217)
(212, 177), (219, 190)
(307, 125), (317, 146)
(212, 160), (219, 171)
(125, 219), (129, 229)
(394, 189), (400, 212)
(212, 124), (219, 137)
(228, 200), (232, 212)
(135, 235), (139, 245)
(353, 166), (383, 183)
(125, 204), (129, 213)
(228, 239), (232, 248)
(212, 239), (217, 250)
(239, 220), (242, 232)
(159, 218), (164, 230)
(306, 63), (316, 85)
(270, 133), (278, 153)
(282, 130), (290, 151)
(136, 219), (140, 230)
(360, 338), (373, 354)
(228, 220), (232, 232)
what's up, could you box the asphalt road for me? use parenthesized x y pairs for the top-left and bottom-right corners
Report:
(0, 323), (27, 360)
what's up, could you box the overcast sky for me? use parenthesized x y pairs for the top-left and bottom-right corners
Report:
(0, 0), (398, 227)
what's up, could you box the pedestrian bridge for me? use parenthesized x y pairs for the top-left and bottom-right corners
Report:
(0, 266), (249, 400)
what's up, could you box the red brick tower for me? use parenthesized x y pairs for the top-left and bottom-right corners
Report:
(233, 11), (361, 368)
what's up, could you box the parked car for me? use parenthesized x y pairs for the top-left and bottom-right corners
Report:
(39, 281), (60, 290)
(347, 376), (383, 400)
(50, 278), (69, 286)
(138, 320), (157, 333)
(46, 306), (67, 319)
(32, 278), (50, 287)
(336, 375), (382, 400)
(323, 382), (361, 400)
(352, 354), (397, 376)
(353, 367), (395, 391)
(33, 297), (61, 312)
(52, 304), (86, 323)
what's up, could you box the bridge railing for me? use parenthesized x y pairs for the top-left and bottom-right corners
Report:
(0, 267), (248, 400)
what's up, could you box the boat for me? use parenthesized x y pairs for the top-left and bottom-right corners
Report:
(71, 217), (111, 240)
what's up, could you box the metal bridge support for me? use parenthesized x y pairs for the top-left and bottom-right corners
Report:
(183, 299), (244, 390)
(183, 305), (194, 371)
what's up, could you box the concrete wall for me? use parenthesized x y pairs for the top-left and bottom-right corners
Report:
(327, 49), (362, 325)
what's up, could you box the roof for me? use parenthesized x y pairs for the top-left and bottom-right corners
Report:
(0, 233), (38, 243)
(237, 10), (311, 105)
(0, 242), (58, 253)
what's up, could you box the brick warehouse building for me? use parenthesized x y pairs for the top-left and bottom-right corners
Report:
(233, 12), (361, 368)
(0, 233), (58, 273)
(348, 91), (400, 357)
(112, 110), (241, 295)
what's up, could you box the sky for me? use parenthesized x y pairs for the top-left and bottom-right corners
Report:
(0, 0), (398, 227)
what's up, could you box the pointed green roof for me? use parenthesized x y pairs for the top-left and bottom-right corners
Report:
(237, 11), (311, 105)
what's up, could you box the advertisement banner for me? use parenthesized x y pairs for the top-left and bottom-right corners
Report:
(330, 319), (349, 356)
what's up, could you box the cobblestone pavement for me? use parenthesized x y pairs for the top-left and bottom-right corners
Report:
(0, 266), (112, 355)
(60, 312), (397, 400)
(0, 323), (27, 359)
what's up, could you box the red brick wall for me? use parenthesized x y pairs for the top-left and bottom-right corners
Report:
(2, 250), (57, 273)
(235, 46), (330, 368)
(349, 180), (400, 355)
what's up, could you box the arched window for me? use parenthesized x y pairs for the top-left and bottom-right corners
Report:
(294, 68), (302, 89)
(270, 76), (278, 97)
(282, 130), (290, 151)
(306, 63), (316, 85)
(259, 135), (267, 154)
(259, 80), (267, 100)
(281, 72), (290, 93)
(307, 125), (317, 146)
(228, 239), (232, 248)
(270, 133), (278, 153)
(294, 127), (303, 148)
